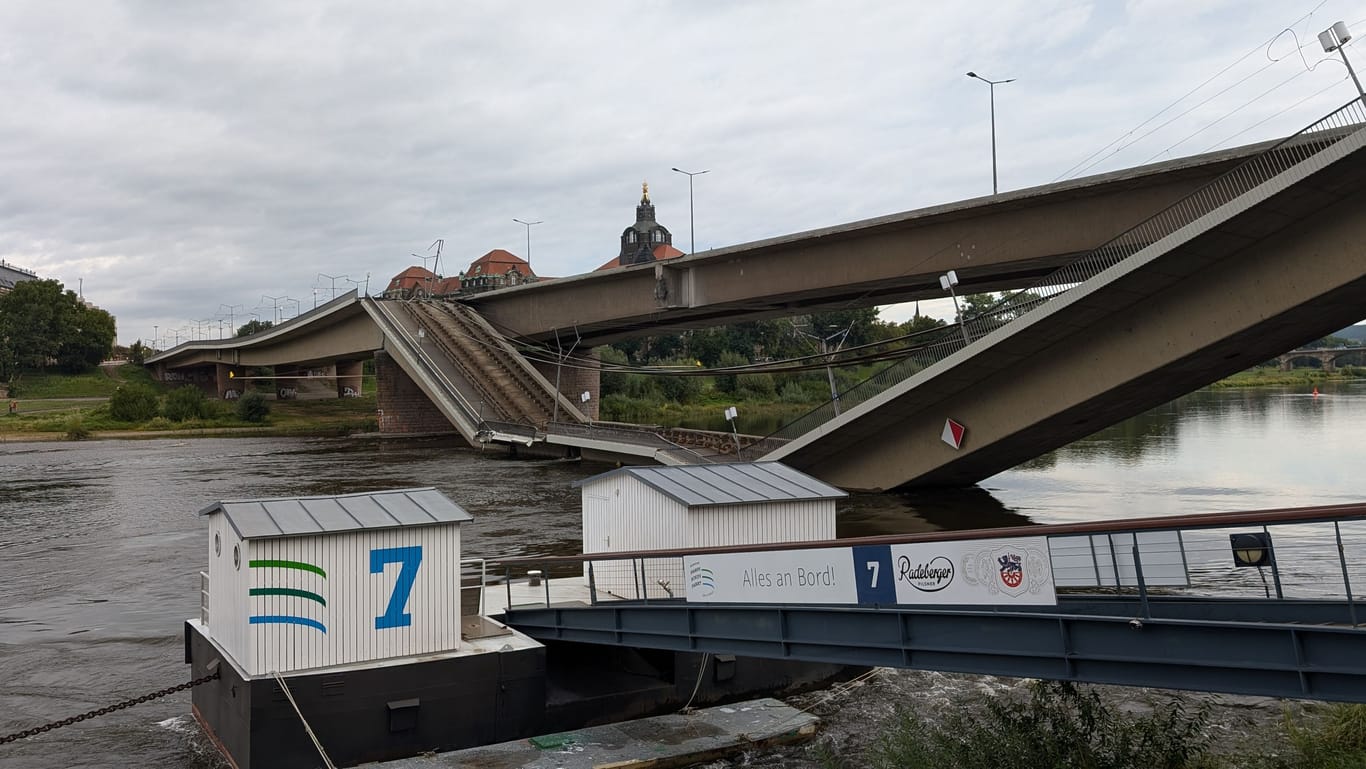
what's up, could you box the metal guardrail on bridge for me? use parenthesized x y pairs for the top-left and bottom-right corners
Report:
(765, 99), (1366, 445)
(494, 502), (1366, 703)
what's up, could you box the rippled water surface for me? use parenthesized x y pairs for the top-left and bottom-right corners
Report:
(1, 380), (1363, 767)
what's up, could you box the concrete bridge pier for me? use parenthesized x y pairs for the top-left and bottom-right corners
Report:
(274, 365), (302, 399)
(337, 360), (364, 398)
(373, 351), (462, 436)
(532, 348), (601, 421)
(216, 363), (246, 400)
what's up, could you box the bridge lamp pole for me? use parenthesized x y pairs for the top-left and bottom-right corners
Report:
(671, 167), (708, 254)
(966, 72), (1014, 195)
(1320, 21), (1365, 99)
(940, 270), (973, 347)
(513, 219), (542, 272)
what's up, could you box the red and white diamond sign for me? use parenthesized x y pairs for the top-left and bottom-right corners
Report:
(941, 418), (966, 449)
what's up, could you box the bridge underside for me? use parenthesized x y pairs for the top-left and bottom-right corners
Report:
(769, 138), (1366, 491)
(502, 596), (1366, 703)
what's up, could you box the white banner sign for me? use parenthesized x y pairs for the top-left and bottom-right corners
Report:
(686, 537), (1055, 606)
(686, 547), (857, 604)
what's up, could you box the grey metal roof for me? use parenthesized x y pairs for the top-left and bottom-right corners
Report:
(573, 462), (846, 508)
(198, 487), (473, 540)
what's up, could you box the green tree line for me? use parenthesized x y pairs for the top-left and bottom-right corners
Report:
(0, 279), (116, 381)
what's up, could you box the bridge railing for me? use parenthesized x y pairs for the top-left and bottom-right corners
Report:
(491, 501), (1366, 627)
(765, 98), (1366, 444)
(366, 297), (490, 434)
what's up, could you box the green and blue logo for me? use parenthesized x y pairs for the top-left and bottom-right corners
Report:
(248, 559), (328, 633)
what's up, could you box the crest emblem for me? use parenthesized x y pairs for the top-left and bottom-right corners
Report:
(962, 544), (1049, 598)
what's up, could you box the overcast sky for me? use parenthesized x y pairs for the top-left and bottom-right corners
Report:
(2, 1), (1363, 346)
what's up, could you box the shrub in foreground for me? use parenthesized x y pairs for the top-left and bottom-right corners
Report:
(163, 385), (215, 422)
(236, 390), (269, 423)
(856, 681), (1212, 769)
(108, 384), (160, 422)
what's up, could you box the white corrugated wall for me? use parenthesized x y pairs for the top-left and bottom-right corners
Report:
(244, 523), (462, 676)
(205, 516), (251, 671)
(687, 500), (835, 548)
(580, 477), (837, 600)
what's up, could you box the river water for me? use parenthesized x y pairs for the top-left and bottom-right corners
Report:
(2, 380), (1364, 768)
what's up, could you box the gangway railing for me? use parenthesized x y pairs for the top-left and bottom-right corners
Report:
(765, 99), (1366, 444)
(493, 501), (1366, 702)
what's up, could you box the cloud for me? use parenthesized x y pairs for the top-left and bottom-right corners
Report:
(0, 0), (1359, 344)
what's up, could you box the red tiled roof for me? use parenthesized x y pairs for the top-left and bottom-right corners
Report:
(594, 244), (685, 272)
(386, 266), (438, 291)
(465, 249), (535, 277)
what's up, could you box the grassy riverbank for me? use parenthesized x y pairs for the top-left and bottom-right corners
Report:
(1210, 366), (1366, 388)
(2, 364), (378, 440)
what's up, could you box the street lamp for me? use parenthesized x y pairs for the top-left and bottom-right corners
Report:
(671, 167), (709, 254)
(940, 270), (973, 346)
(1320, 21), (1365, 99)
(513, 219), (542, 272)
(966, 71), (1014, 195)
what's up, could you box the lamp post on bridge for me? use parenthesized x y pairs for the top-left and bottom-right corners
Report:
(513, 219), (542, 272)
(1320, 21), (1365, 99)
(261, 295), (285, 324)
(670, 167), (708, 254)
(219, 304), (243, 336)
(940, 270), (973, 347)
(966, 71), (1014, 195)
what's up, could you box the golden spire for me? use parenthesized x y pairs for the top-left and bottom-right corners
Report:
(641, 180), (649, 203)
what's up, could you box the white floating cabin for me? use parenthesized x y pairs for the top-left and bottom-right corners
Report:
(575, 461), (846, 598)
(186, 488), (544, 769)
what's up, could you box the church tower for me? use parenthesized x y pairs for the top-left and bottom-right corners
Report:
(618, 182), (673, 266)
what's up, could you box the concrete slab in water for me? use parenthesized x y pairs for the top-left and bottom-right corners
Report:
(372, 697), (818, 768)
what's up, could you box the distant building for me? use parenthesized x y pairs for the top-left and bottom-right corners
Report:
(382, 248), (536, 300)
(0, 260), (39, 295)
(596, 182), (684, 271)
(383, 266), (440, 299)
(458, 249), (536, 294)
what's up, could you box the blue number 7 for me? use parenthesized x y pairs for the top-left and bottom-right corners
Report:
(370, 546), (423, 629)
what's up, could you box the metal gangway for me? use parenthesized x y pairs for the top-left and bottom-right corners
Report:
(492, 502), (1366, 703)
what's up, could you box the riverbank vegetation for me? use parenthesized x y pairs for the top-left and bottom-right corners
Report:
(813, 680), (1366, 769)
(596, 305), (1365, 432)
(2, 362), (378, 439)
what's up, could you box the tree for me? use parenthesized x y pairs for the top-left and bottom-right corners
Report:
(127, 340), (150, 366)
(0, 279), (68, 371)
(236, 319), (274, 337)
(0, 279), (115, 375)
(57, 300), (116, 372)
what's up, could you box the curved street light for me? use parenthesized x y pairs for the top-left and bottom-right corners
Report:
(513, 219), (542, 272)
(671, 167), (709, 254)
(966, 71), (1015, 195)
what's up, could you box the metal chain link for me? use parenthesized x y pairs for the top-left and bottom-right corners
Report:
(0, 669), (221, 745)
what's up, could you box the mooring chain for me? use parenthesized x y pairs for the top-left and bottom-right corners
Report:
(0, 669), (221, 745)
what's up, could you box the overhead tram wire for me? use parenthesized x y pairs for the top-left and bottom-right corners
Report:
(1141, 65), (1332, 166)
(1053, 1), (1333, 182)
(409, 298), (962, 377)
(1201, 77), (1350, 153)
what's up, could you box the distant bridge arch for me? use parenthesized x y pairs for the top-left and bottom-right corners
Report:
(1276, 346), (1366, 371)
